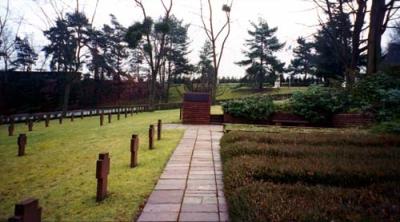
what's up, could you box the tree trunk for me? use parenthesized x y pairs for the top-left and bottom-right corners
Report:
(367, 0), (385, 75)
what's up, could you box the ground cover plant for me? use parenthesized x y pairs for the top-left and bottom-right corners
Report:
(0, 109), (183, 221)
(221, 129), (400, 222)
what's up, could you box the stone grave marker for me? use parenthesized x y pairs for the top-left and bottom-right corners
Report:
(157, 120), (162, 140)
(28, 120), (33, 132)
(149, 125), (154, 150)
(130, 134), (139, 168)
(8, 121), (14, 136)
(96, 152), (110, 202)
(8, 198), (42, 222)
(17, 134), (27, 156)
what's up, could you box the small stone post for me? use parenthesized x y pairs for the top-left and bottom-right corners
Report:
(8, 198), (42, 222)
(117, 108), (120, 120)
(157, 120), (162, 141)
(96, 152), (110, 202)
(125, 109), (128, 118)
(149, 125), (154, 150)
(70, 113), (74, 122)
(45, 115), (50, 128)
(108, 113), (112, 123)
(130, 134), (139, 168)
(100, 113), (104, 126)
(28, 120), (33, 132)
(17, 134), (27, 156)
(8, 121), (14, 136)
(81, 111), (84, 119)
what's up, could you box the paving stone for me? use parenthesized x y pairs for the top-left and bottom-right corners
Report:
(179, 212), (219, 222)
(181, 204), (218, 213)
(138, 125), (227, 222)
(143, 204), (181, 213)
(155, 179), (186, 190)
(137, 212), (178, 222)
(147, 190), (184, 204)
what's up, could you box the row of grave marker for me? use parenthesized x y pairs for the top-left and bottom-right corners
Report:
(7, 120), (163, 221)
(6, 107), (149, 136)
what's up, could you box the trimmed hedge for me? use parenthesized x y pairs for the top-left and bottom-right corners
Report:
(221, 130), (400, 221)
(220, 140), (400, 161)
(224, 155), (400, 191)
(221, 131), (400, 147)
(228, 182), (400, 222)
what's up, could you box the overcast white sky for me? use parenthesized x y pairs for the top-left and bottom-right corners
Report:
(2, 0), (327, 77)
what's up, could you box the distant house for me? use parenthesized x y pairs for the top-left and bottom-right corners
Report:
(382, 43), (400, 69)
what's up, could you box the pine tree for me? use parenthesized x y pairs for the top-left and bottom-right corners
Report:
(12, 36), (38, 71)
(237, 18), (285, 90)
(197, 41), (214, 90)
(289, 37), (314, 80)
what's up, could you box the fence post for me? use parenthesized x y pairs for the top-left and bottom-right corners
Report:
(108, 113), (112, 123)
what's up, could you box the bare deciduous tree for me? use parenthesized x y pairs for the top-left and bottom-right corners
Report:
(200, 0), (233, 102)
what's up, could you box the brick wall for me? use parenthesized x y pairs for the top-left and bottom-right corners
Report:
(182, 93), (211, 124)
(332, 113), (374, 128)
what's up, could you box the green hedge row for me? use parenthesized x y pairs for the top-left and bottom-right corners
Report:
(220, 140), (400, 161)
(223, 155), (400, 191)
(227, 182), (400, 222)
(221, 130), (400, 221)
(221, 131), (400, 147)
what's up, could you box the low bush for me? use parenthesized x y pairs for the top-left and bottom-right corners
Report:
(221, 96), (275, 120)
(289, 86), (347, 124)
(220, 140), (400, 161)
(227, 182), (400, 222)
(221, 131), (400, 148)
(372, 119), (400, 134)
(351, 73), (400, 122)
(223, 155), (400, 191)
(221, 130), (400, 221)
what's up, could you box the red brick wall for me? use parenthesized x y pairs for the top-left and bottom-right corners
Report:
(183, 101), (211, 124)
(332, 113), (374, 128)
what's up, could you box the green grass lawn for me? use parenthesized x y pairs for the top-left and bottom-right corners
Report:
(0, 109), (183, 221)
(168, 84), (307, 103)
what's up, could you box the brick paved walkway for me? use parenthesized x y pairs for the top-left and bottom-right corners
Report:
(137, 124), (228, 222)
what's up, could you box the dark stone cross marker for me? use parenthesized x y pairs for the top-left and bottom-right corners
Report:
(96, 152), (110, 202)
(45, 115), (50, 128)
(100, 113), (104, 126)
(8, 198), (42, 222)
(28, 121), (33, 132)
(149, 125), (154, 150)
(18, 134), (27, 156)
(108, 113), (112, 123)
(157, 120), (162, 141)
(130, 134), (139, 168)
(8, 122), (14, 136)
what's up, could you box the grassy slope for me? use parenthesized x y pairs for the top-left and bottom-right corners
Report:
(0, 110), (183, 221)
(168, 84), (307, 103)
